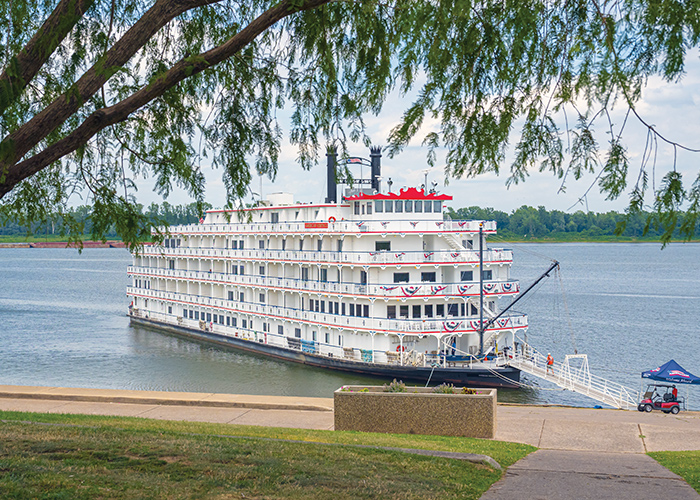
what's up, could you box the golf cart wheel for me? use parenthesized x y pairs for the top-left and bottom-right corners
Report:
(670, 406), (680, 415)
(637, 405), (644, 412)
(644, 404), (653, 412)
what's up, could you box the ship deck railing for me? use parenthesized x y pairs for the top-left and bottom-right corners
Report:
(137, 247), (514, 267)
(130, 308), (504, 369)
(126, 286), (528, 335)
(127, 266), (520, 299)
(170, 219), (497, 237)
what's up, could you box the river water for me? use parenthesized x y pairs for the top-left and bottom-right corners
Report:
(0, 244), (698, 408)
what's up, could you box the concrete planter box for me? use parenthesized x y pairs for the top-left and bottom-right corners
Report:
(334, 386), (496, 438)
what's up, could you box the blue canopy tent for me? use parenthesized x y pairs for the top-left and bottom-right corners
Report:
(642, 360), (700, 384)
(641, 360), (699, 409)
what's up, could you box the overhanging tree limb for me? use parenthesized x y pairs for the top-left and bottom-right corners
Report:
(0, 0), (97, 115)
(0, 0), (331, 198)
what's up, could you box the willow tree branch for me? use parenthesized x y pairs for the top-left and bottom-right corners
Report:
(0, 0), (96, 115)
(1, 0), (225, 172)
(0, 0), (331, 198)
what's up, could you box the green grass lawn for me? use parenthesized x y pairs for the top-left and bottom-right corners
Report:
(0, 410), (534, 499)
(648, 450), (700, 494)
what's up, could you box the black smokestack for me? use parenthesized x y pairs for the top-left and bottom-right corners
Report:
(370, 146), (381, 193)
(326, 146), (337, 203)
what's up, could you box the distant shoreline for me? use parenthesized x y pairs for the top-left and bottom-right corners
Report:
(0, 240), (126, 249)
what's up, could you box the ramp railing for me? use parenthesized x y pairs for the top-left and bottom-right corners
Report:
(501, 337), (639, 410)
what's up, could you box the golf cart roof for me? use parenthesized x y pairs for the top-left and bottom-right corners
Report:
(647, 383), (675, 388)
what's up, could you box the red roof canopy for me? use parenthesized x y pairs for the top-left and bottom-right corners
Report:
(345, 187), (452, 201)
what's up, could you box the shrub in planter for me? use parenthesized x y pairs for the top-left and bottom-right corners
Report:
(334, 385), (496, 438)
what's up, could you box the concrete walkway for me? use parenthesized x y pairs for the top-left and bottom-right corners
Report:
(0, 385), (699, 498)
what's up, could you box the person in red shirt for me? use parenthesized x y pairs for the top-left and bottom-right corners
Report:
(672, 385), (678, 401)
(546, 353), (554, 373)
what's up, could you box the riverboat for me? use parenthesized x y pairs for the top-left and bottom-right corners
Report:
(126, 147), (528, 388)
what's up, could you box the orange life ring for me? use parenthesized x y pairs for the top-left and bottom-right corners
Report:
(396, 345), (406, 352)
(328, 216), (336, 223)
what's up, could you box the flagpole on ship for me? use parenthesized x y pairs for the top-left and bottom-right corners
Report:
(479, 222), (484, 356)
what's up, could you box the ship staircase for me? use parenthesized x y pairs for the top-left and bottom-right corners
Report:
(499, 338), (638, 410)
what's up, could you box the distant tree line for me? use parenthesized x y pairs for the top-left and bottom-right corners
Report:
(2, 201), (697, 241)
(0, 202), (211, 237)
(446, 206), (699, 240)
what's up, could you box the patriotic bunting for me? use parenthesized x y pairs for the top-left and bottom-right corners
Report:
(444, 320), (462, 331)
(430, 285), (447, 295)
(401, 285), (420, 296)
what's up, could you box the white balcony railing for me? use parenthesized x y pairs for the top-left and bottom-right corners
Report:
(164, 219), (496, 238)
(126, 286), (528, 336)
(127, 265), (520, 298)
(137, 247), (514, 268)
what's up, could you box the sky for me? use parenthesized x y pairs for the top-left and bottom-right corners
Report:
(134, 53), (700, 215)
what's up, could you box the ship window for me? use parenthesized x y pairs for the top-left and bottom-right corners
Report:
(295, 328), (301, 338)
(349, 303), (355, 316)
(239, 240), (244, 249)
(232, 240), (238, 249)
(226, 317), (230, 326)
(366, 203), (372, 215)
(337, 239), (343, 252)
(385, 200), (393, 213)
(299, 239), (304, 251)
(361, 204), (365, 215)
(412, 305), (421, 318)
(239, 265), (244, 275)
(414, 200), (422, 212)
(436, 304), (445, 317)
(375, 200), (383, 212)
(232, 317), (237, 327)
(259, 240), (265, 249)
(482, 269), (492, 280)
(434, 201), (442, 212)
(354, 202), (360, 215)
(461, 303), (466, 316)
(271, 213), (279, 223)
(424, 304), (433, 318)
(325, 332), (330, 344)
(471, 304), (478, 315)
(259, 265), (265, 275)
(169, 260), (175, 270)
(448, 304), (459, 317)
(259, 293), (265, 303)
(189, 310), (194, 319)
(281, 239), (286, 250)
(194, 311), (199, 320)
(311, 330), (317, 341)
(232, 266), (238, 275)
(399, 305), (409, 318)
(334, 302), (339, 314)
(207, 313), (212, 322)
(213, 315), (218, 324)
(338, 335), (343, 346)
(239, 292), (245, 302)
(375, 241), (390, 251)
(168, 306), (172, 314)
(315, 300), (320, 312)
(363, 304), (369, 317)
(461, 270), (474, 281)
(421, 272), (436, 282)
(320, 268), (327, 282)
(317, 239), (322, 251)
(295, 211), (300, 219)
(464, 239), (473, 249)
(315, 210), (320, 219)
(395, 200), (403, 212)
(387, 305), (396, 319)
(183, 308), (188, 317)
(424, 200), (432, 213)
(393, 272), (409, 283)
(405, 200), (413, 212)
(301, 267), (309, 281)
(342, 303), (346, 315)
(242, 319), (247, 328)
(360, 270), (367, 285)
(321, 301), (326, 313)
(278, 325), (284, 335)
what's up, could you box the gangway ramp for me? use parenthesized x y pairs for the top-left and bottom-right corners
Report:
(501, 340), (638, 410)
